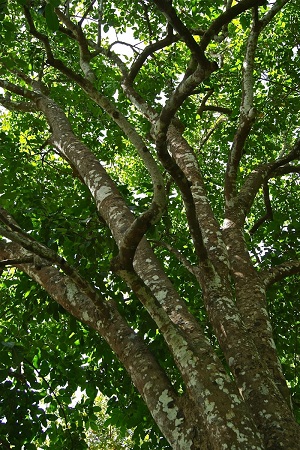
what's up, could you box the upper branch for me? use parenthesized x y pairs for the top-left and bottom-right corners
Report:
(225, 19), (260, 205)
(272, 164), (300, 177)
(200, 0), (266, 50)
(151, 0), (210, 66)
(22, 10), (166, 255)
(55, 7), (96, 82)
(0, 207), (103, 308)
(237, 137), (300, 220)
(0, 78), (38, 102)
(249, 180), (273, 234)
(261, 260), (300, 287)
(155, 62), (217, 149)
(0, 94), (37, 112)
(225, 0), (292, 206)
(259, 0), (290, 28)
(118, 82), (208, 262)
(128, 28), (180, 82)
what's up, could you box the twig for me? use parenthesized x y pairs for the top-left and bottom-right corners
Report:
(150, 239), (197, 276)
(197, 89), (214, 117)
(198, 115), (227, 150)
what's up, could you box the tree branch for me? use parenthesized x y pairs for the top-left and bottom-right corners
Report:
(22, 11), (167, 254)
(225, 0), (292, 206)
(151, 0), (210, 66)
(78, 0), (96, 25)
(225, 21), (259, 204)
(155, 63), (217, 147)
(259, 0), (290, 28)
(200, 0), (267, 50)
(261, 260), (300, 287)
(150, 239), (198, 276)
(272, 164), (300, 177)
(0, 257), (34, 267)
(97, 0), (103, 46)
(167, 127), (228, 269)
(128, 28), (180, 82)
(0, 208), (104, 310)
(237, 137), (300, 220)
(198, 115), (228, 150)
(0, 94), (37, 112)
(0, 241), (191, 449)
(23, 6), (85, 85)
(55, 7), (96, 82)
(199, 104), (232, 116)
(249, 180), (273, 234)
(0, 78), (38, 101)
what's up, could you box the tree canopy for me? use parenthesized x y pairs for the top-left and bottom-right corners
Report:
(0, 0), (299, 449)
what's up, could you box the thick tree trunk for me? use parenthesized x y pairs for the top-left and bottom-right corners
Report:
(0, 1), (299, 447)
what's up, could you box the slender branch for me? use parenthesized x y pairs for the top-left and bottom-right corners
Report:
(0, 94), (37, 112)
(237, 137), (300, 219)
(155, 62), (217, 153)
(64, 0), (70, 18)
(272, 164), (300, 177)
(199, 105), (232, 116)
(78, 0), (96, 25)
(0, 78), (38, 101)
(150, 239), (197, 276)
(108, 40), (140, 54)
(225, 0), (292, 206)
(197, 89), (214, 117)
(200, 0), (267, 51)
(23, 6), (86, 86)
(0, 218), (104, 311)
(150, 0), (210, 66)
(0, 205), (36, 237)
(142, 0), (153, 40)
(128, 28), (180, 82)
(55, 8), (96, 82)
(1, 58), (49, 95)
(259, 0), (290, 28)
(198, 115), (227, 150)
(261, 260), (300, 287)
(197, 89), (232, 117)
(225, 21), (259, 204)
(0, 257), (34, 267)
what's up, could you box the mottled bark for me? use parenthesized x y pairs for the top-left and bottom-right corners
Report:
(0, 0), (300, 448)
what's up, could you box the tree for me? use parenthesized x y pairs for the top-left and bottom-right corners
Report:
(0, 0), (299, 448)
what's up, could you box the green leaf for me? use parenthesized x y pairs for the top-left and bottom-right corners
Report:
(49, 0), (61, 7)
(45, 4), (59, 31)
(12, 346), (25, 365)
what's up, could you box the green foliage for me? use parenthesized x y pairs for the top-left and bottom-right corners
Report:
(0, 0), (299, 447)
